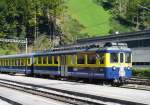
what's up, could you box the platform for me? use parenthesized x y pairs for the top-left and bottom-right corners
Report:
(0, 74), (150, 104)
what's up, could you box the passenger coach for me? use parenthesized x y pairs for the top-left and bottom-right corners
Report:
(0, 42), (132, 84)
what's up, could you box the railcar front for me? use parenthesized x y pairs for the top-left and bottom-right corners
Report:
(66, 42), (132, 84)
(102, 45), (132, 84)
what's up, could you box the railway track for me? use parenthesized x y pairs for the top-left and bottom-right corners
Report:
(127, 77), (150, 85)
(121, 84), (150, 91)
(0, 78), (144, 105)
(120, 77), (150, 91)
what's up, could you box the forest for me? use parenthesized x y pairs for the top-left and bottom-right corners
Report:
(0, 0), (149, 54)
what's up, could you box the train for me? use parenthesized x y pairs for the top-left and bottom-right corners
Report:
(0, 42), (132, 85)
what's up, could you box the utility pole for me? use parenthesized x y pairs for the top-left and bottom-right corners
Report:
(25, 38), (28, 53)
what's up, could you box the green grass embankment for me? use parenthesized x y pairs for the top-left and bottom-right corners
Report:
(67, 0), (111, 36)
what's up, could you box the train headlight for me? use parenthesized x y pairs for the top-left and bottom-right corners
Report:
(127, 66), (130, 70)
(112, 66), (116, 70)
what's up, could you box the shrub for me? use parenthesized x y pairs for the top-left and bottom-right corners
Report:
(132, 68), (150, 78)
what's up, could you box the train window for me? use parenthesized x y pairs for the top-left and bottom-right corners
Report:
(54, 56), (58, 64)
(20, 59), (22, 66)
(87, 53), (96, 64)
(9, 59), (11, 65)
(18, 59), (20, 66)
(48, 56), (52, 64)
(15, 59), (17, 66)
(4, 59), (5, 66)
(11, 59), (14, 66)
(21, 58), (24, 66)
(43, 56), (47, 64)
(110, 53), (118, 63)
(28, 58), (31, 64)
(23, 58), (26, 66)
(1, 60), (2, 66)
(38, 56), (42, 64)
(5, 59), (6, 66)
(120, 53), (124, 63)
(14, 59), (16, 66)
(70, 55), (76, 64)
(8, 59), (10, 65)
(17, 59), (19, 66)
(98, 53), (105, 64)
(2, 59), (3, 66)
(4, 59), (6, 66)
(7, 59), (10, 66)
(5, 59), (7, 66)
(12, 59), (14, 66)
(0, 60), (2, 66)
(1, 60), (3, 66)
(3, 59), (5, 66)
(19, 59), (22, 66)
(125, 52), (131, 63)
(23, 58), (25, 65)
(34, 57), (38, 64)
(77, 54), (85, 64)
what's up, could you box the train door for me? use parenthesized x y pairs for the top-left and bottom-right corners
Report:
(119, 53), (125, 77)
(60, 55), (68, 77)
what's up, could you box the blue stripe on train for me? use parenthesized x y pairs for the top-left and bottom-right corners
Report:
(0, 66), (31, 74)
(68, 67), (104, 79)
(33, 66), (105, 79)
(34, 66), (60, 76)
(0, 66), (132, 79)
(68, 72), (104, 79)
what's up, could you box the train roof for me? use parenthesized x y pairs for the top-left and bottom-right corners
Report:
(0, 53), (34, 59)
(0, 42), (131, 58)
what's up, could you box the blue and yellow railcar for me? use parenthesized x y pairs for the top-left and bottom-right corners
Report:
(0, 42), (132, 84)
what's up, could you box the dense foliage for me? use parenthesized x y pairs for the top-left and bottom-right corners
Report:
(0, 0), (149, 54)
(0, 0), (67, 53)
(0, 0), (64, 39)
(95, 0), (150, 32)
(133, 69), (150, 78)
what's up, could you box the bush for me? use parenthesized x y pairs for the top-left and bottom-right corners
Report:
(132, 69), (150, 78)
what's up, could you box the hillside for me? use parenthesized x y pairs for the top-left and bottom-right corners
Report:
(66, 0), (111, 36)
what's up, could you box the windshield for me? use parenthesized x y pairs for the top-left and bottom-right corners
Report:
(125, 52), (131, 63)
(110, 53), (118, 63)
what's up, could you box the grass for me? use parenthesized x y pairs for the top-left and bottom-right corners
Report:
(133, 68), (150, 78)
(66, 0), (111, 36)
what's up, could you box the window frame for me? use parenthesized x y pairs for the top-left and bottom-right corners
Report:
(54, 55), (59, 64)
(87, 53), (97, 64)
(77, 54), (86, 64)
(110, 52), (118, 63)
(125, 52), (131, 63)
(120, 53), (124, 63)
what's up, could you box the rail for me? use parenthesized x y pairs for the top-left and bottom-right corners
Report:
(0, 78), (144, 105)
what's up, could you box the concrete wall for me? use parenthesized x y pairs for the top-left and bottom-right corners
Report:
(132, 47), (150, 62)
